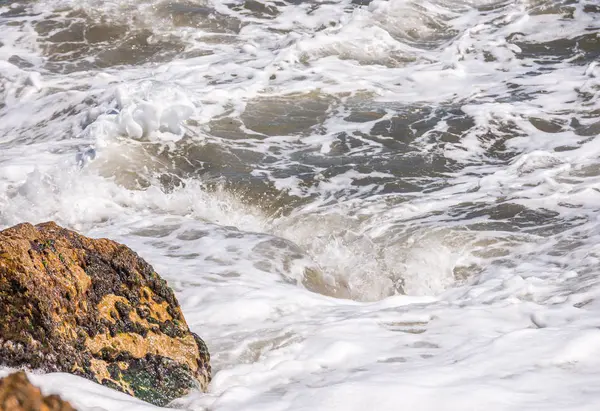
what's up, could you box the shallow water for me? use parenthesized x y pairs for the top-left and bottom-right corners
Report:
(1, 0), (600, 409)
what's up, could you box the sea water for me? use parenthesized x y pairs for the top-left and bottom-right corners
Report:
(1, 0), (600, 409)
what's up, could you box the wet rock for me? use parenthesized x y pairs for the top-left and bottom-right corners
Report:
(0, 222), (211, 407)
(0, 371), (75, 411)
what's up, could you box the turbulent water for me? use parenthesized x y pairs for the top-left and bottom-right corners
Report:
(1, 0), (600, 409)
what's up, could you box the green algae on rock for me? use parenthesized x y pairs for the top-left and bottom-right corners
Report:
(0, 222), (211, 407)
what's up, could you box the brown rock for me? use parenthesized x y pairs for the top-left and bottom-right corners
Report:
(0, 371), (75, 411)
(0, 222), (211, 407)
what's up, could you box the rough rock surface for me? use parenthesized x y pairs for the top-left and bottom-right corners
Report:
(0, 371), (75, 411)
(0, 222), (211, 407)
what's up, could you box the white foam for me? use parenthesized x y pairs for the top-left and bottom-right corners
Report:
(2, 0), (600, 410)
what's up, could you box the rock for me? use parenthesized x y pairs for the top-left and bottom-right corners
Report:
(0, 371), (75, 411)
(0, 222), (211, 407)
